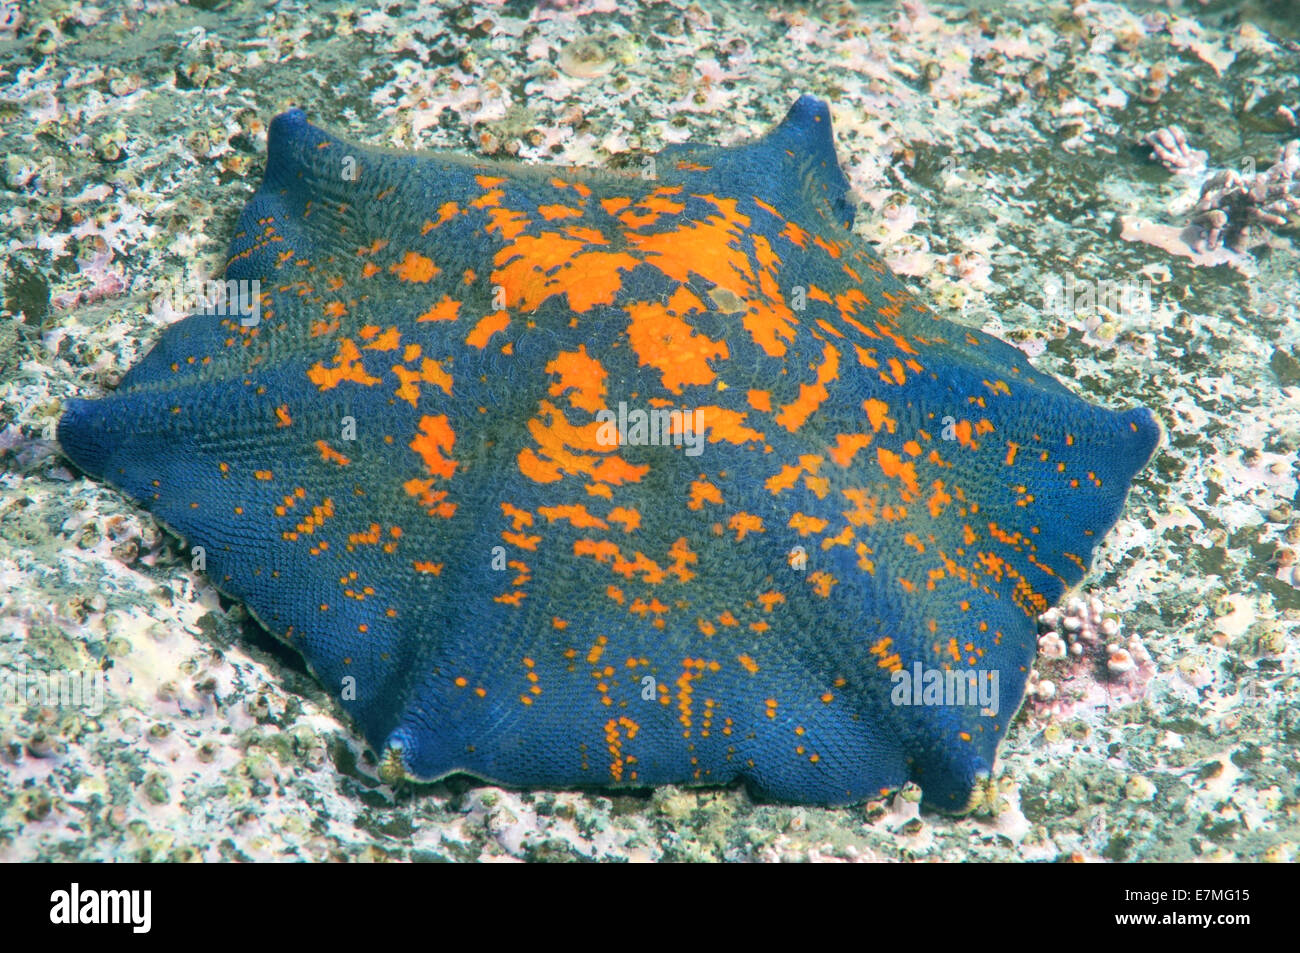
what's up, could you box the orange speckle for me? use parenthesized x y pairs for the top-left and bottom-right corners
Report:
(624, 296), (728, 394)
(545, 345), (608, 413)
(775, 342), (839, 432)
(862, 398), (895, 434)
(417, 296), (461, 322)
(391, 251), (439, 283)
(466, 311), (509, 349)
(409, 414), (457, 480)
(688, 479), (723, 511)
(828, 432), (872, 467)
(307, 338), (382, 391)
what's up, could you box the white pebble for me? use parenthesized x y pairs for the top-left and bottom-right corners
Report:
(1037, 633), (1067, 659)
(1125, 775), (1156, 801)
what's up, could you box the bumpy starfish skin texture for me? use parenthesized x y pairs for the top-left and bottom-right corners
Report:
(58, 97), (1159, 810)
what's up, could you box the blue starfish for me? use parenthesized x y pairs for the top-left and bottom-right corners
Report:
(58, 97), (1159, 810)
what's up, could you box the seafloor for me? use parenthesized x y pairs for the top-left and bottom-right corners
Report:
(0, 0), (1297, 862)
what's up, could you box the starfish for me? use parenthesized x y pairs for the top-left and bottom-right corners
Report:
(58, 97), (1159, 810)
